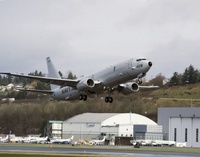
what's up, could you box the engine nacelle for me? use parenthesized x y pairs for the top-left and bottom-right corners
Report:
(76, 78), (95, 91)
(118, 82), (139, 95)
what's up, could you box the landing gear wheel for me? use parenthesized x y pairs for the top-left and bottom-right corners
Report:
(79, 94), (87, 101)
(79, 95), (83, 100)
(83, 95), (87, 101)
(105, 97), (109, 103)
(105, 97), (113, 103)
(137, 79), (142, 84)
(109, 97), (113, 103)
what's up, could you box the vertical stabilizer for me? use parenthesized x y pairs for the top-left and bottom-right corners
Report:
(46, 57), (60, 90)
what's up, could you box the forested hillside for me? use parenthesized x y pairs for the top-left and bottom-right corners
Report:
(1, 83), (200, 136)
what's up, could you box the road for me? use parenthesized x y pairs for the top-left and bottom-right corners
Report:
(0, 144), (200, 157)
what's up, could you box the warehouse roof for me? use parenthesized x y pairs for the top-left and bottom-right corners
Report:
(64, 113), (157, 126)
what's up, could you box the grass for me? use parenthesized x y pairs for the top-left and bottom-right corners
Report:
(0, 143), (105, 157)
(134, 147), (200, 153)
(0, 152), (100, 157)
(151, 84), (200, 100)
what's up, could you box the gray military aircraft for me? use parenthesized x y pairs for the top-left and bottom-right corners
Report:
(1, 57), (156, 103)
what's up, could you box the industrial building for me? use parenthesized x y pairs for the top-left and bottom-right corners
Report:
(62, 113), (163, 145)
(158, 107), (200, 147)
(44, 120), (63, 139)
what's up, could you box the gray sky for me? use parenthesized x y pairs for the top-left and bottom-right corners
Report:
(1, 0), (200, 79)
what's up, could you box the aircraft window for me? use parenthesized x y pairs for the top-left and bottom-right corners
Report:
(136, 58), (146, 61)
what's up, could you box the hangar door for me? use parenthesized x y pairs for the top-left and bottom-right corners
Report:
(169, 117), (200, 147)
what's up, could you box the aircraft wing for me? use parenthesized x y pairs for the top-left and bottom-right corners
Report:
(0, 72), (79, 87)
(115, 82), (159, 96)
(16, 88), (53, 94)
(139, 85), (159, 89)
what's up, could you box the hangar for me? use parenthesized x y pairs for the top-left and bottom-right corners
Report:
(158, 107), (200, 147)
(62, 113), (163, 145)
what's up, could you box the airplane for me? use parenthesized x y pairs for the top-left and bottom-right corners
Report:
(77, 139), (93, 146)
(0, 135), (8, 143)
(0, 57), (156, 103)
(30, 136), (48, 144)
(89, 137), (106, 145)
(9, 136), (24, 143)
(0, 83), (14, 92)
(16, 136), (44, 143)
(7, 135), (49, 144)
(50, 135), (74, 144)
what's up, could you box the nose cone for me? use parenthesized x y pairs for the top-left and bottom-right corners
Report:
(148, 61), (152, 67)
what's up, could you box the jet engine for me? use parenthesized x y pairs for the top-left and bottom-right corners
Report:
(118, 82), (139, 95)
(76, 78), (95, 91)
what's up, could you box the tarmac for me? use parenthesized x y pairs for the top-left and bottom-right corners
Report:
(0, 144), (200, 157)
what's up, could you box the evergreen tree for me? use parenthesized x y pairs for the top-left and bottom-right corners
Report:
(170, 72), (181, 85)
(67, 71), (76, 79)
(182, 65), (199, 84)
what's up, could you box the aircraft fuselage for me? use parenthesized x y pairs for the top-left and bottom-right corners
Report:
(51, 58), (152, 101)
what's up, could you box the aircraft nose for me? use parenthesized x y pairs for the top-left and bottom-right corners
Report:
(148, 61), (152, 67)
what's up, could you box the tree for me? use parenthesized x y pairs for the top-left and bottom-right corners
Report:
(182, 65), (199, 84)
(0, 75), (11, 85)
(182, 68), (188, 84)
(149, 73), (165, 87)
(15, 91), (27, 100)
(66, 71), (76, 79)
(28, 70), (50, 90)
(170, 72), (182, 85)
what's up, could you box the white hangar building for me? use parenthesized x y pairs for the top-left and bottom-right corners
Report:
(158, 107), (200, 147)
(62, 113), (163, 145)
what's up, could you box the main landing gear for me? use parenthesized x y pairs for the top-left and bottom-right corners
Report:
(105, 96), (113, 103)
(137, 79), (142, 84)
(79, 94), (87, 101)
(79, 94), (113, 103)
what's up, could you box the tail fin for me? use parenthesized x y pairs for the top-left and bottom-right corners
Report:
(70, 136), (74, 141)
(46, 57), (61, 90)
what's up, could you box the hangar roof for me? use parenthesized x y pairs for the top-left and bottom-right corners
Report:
(64, 113), (157, 126)
(65, 113), (118, 123)
(101, 113), (157, 126)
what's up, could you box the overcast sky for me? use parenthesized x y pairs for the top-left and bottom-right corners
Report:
(1, 0), (200, 79)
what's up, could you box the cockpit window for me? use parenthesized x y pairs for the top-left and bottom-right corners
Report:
(136, 58), (146, 61)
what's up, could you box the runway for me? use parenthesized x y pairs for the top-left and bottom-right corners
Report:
(0, 144), (200, 157)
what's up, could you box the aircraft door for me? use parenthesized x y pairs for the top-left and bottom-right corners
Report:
(127, 58), (136, 77)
